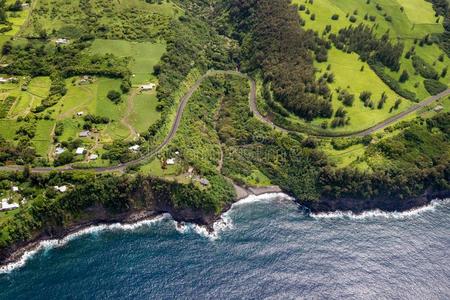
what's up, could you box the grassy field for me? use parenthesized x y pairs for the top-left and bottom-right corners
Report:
(0, 1), (31, 47)
(128, 91), (161, 134)
(0, 75), (162, 161)
(140, 158), (180, 177)
(310, 48), (413, 131)
(88, 39), (166, 85)
(290, 0), (449, 133)
(32, 119), (54, 157)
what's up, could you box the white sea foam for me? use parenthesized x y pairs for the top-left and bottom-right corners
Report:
(3, 194), (447, 273)
(173, 193), (292, 240)
(0, 214), (170, 274)
(310, 198), (450, 220)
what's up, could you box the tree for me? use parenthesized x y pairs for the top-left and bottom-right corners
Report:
(441, 67), (448, 78)
(0, 0), (7, 23)
(107, 90), (122, 104)
(359, 91), (372, 102)
(54, 151), (74, 166)
(399, 70), (409, 82)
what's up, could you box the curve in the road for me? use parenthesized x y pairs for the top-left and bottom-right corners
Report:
(1, 70), (448, 174)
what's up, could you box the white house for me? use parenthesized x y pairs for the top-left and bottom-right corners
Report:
(55, 147), (66, 155)
(77, 111), (84, 116)
(166, 158), (175, 165)
(12, 186), (19, 192)
(129, 145), (140, 152)
(0, 77), (15, 84)
(0, 198), (19, 211)
(89, 154), (98, 160)
(55, 38), (69, 45)
(140, 83), (156, 91)
(434, 105), (444, 112)
(54, 186), (68, 193)
(79, 130), (90, 137)
(76, 147), (85, 155)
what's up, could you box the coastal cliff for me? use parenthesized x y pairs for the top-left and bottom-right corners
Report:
(0, 173), (448, 268)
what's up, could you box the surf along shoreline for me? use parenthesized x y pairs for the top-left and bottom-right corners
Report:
(0, 184), (448, 273)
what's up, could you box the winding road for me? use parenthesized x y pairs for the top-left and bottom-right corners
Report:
(0, 70), (448, 174)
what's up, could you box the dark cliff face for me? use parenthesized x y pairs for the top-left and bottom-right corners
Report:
(304, 189), (450, 213)
(131, 178), (218, 225)
(0, 178), (220, 265)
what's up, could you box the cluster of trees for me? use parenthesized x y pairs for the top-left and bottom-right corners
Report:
(412, 55), (439, 79)
(330, 24), (404, 71)
(29, 0), (171, 41)
(146, 13), (234, 141)
(424, 79), (448, 95)
(370, 62), (417, 101)
(101, 141), (141, 163)
(33, 73), (67, 113)
(228, 0), (333, 121)
(428, 0), (450, 56)
(0, 168), (235, 256)
(2, 39), (129, 78)
(0, 135), (36, 165)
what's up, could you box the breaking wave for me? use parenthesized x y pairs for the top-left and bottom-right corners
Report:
(0, 214), (171, 274)
(310, 198), (450, 220)
(174, 193), (292, 240)
(2, 193), (447, 274)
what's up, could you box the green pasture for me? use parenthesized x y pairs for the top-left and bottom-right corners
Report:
(88, 39), (166, 85)
(311, 48), (412, 132)
(139, 158), (180, 177)
(129, 91), (161, 134)
(32, 120), (54, 157)
(290, 0), (448, 132)
(295, 0), (442, 38)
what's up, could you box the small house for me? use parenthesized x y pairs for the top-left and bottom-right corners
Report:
(0, 198), (19, 211)
(0, 77), (15, 84)
(55, 147), (65, 155)
(140, 83), (156, 91)
(79, 130), (90, 137)
(89, 154), (98, 160)
(55, 38), (69, 45)
(12, 186), (19, 192)
(76, 147), (85, 155)
(54, 186), (68, 193)
(434, 105), (444, 112)
(77, 111), (84, 116)
(129, 145), (140, 152)
(166, 158), (175, 165)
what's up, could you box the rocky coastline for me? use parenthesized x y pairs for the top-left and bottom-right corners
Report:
(0, 184), (448, 271)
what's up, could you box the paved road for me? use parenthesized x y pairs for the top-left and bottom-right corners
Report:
(0, 70), (241, 174)
(352, 88), (450, 137)
(1, 70), (448, 174)
(247, 83), (450, 138)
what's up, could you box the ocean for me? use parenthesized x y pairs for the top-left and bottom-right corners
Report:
(0, 194), (449, 299)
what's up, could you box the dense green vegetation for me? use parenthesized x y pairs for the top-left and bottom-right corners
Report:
(0, 171), (233, 257)
(228, 0), (333, 120)
(0, 0), (449, 261)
